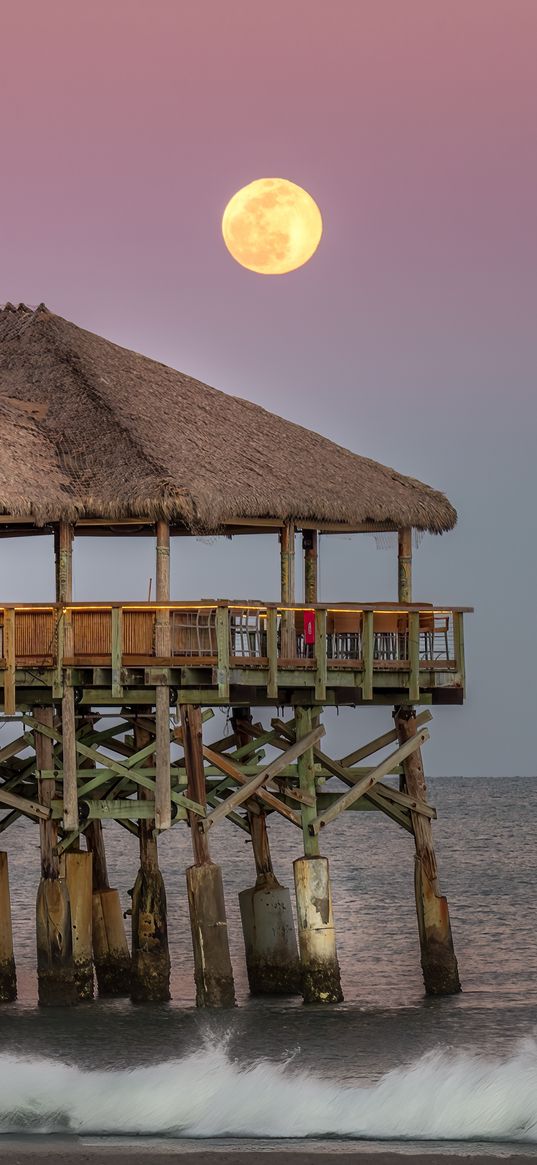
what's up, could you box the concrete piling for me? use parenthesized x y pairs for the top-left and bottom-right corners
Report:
(294, 855), (343, 1004)
(239, 877), (300, 995)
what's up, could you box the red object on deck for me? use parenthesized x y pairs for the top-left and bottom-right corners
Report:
(304, 610), (315, 644)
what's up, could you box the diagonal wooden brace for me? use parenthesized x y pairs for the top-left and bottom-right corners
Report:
(24, 715), (205, 818)
(0, 786), (50, 821)
(202, 725), (325, 831)
(309, 729), (430, 834)
(272, 716), (434, 828)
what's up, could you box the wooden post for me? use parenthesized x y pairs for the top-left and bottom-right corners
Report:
(398, 527), (412, 603)
(154, 519), (171, 831)
(303, 530), (318, 604)
(130, 711), (170, 1003)
(56, 520), (73, 605)
(234, 708), (301, 997)
(232, 709), (274, 884)
(34, 704), (77, 1006)
(293, 706), (343, 1004)
(394, 707), (461, 995)
(180, 704), (235, 1007)
(60, 851), (94, 1000)
(56, 521), (78, 832)
(85, 820), (131, 997)
(280, 520), (296, 658)
(0, 852), (16, 1002)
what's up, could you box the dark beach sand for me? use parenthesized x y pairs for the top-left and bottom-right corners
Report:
(0, 1147), (532, 1164)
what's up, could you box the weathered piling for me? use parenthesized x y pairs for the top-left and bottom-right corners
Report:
(86, 821), (131, 996)
(60, 851), (94, 1000)
(234, 709), (300, 995)
(130, 713), (170, 1003)
(181, 704), (235, 1008)
(293, 706), (343, 1004)
(34, 704), (77, 1006)
(0, 852), (16, 1002)
(394, 707), (461, 995)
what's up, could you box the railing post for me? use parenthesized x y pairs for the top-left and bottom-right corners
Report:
(266, 607), (278, 699)
(314, 608), (327, 702)
(111, 605), (123, 699)
(52, 607), (64, 699)
(408, 610), (420, 702)
(453, 611), (465, 692)
(216, 604), (230, 700)
(362, 610), (373, 701)
(3, 608), (16, 716)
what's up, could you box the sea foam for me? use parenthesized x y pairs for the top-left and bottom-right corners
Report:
(1, 1040), (537, 1140)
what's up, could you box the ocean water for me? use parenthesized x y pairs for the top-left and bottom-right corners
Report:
(1, 775), (537, 1153)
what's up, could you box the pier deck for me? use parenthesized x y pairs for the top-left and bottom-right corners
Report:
(0, 600), (469, 711)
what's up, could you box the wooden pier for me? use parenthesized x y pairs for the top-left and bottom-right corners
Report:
(0, 302), (470, 1006)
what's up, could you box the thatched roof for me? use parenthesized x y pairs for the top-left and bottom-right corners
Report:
(0, 303), (456, 533)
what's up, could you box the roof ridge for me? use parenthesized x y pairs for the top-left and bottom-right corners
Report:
(0, 303), (48, 344)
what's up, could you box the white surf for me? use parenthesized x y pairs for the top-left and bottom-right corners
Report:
(1, 1040), (537, 1140)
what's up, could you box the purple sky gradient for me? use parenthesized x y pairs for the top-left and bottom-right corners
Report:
(1, 0), (536, 772)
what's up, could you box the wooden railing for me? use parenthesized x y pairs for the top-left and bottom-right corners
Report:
(0, 601), (470, 710)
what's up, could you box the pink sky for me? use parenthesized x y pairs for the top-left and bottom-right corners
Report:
(1, 1), (536, 771)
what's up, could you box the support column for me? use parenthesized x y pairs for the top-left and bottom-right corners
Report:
(155, 520), (171, 832)
(398, 528), (412, 604)
(303, 530), (318, 604)
(280, 520), (296, 658)
(181, 704), (235, 1008)
(234, 709), (300, 995)
(86, 820), (131, 996)
(56, 521), (78, 832)
(394, 707), (461, 995)
(0, 852), (16, 1002)
(130, 712), (170, 1002)
(293, 706), (343, 1004)
(394, 524), (458, 992)
(34, 704), (77, 1006)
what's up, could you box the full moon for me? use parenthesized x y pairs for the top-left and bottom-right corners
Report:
(222, 178), (323, 275)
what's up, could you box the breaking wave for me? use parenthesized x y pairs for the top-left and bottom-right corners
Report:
(1, 1040), (537, 1140)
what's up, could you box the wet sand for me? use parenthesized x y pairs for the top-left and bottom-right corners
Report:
(0, 1147), (532, 1164)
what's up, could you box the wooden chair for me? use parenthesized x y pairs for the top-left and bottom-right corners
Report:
(419, 611), (450, 660)
(230, 608), (264, 658)
(327, 611), (362, 660)
(373, 613), (400, 661)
